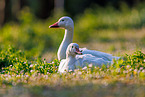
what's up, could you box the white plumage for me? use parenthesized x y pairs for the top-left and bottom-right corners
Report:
(58, 43), (112, 73)
(49, 16), (120, 61)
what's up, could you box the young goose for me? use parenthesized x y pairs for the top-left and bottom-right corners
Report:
(58, 43), (111, 73)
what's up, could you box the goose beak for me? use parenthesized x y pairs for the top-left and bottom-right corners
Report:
(49, 22), (59, 28)
(75, 48), (82, 55)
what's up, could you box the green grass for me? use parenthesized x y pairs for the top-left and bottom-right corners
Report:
(0, 46), (144, 97)
(0, 4), (145, 97)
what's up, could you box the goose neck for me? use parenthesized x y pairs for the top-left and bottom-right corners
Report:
(66, 56), (76, 66)
(63, 29), (73, 42)
(57, 28), (74, 60)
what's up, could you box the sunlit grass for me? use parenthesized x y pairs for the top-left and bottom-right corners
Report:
(0, 5), (145, 97)
(0, 45), (144, 97)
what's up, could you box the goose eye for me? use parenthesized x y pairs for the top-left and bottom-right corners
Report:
(72, 46), (73, 48)
(61, 20), (64, 22)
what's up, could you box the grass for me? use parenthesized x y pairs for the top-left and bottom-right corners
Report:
(0, 5), (145, 97)
(1, 81), (144, 97)
(0, 46), (144, 96)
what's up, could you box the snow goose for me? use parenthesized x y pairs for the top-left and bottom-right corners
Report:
(49, 16), (120, 61)
(58, 43), (111, 73)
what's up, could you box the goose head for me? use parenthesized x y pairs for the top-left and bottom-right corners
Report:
(66, 43), (82, 58)
(49, 16), (74, 30)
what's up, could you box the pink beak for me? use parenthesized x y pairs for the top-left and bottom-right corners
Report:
(49, 22), (59, 28)
(75, 48), (82, 55)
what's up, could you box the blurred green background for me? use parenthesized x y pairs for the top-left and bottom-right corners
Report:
(0, 0), (145, 61)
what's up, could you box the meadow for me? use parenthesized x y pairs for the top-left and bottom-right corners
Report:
(0, 5), (145, 97)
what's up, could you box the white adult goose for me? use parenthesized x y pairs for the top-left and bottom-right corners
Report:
(58, 43), (111, 73)
(49, 16), (120, 61)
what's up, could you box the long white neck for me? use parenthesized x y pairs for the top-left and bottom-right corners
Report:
(64, 56), (76, 71)
(57, 28), (74, 60)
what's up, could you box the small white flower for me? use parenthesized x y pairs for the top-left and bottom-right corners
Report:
(20, 70), (24, 74)
(29, 64), (34, 67)
(74, 69), (78, 72)
(78, 71), (82, 75)
(69, 69), (73, 72)
(5, 78), (8, 81)
(82, 66), (87, 70)
(47, 72), (50, 74)
(25, 75), (29, 77)
(129, 69), (132, 71)
(16, 75), (20, 77)
(2, 71), (5, 73)
(51, 62), (54, 64)
(8, 75), (11, 78)
(126, 65), (131, 68)
(4, 74), (8, 77)
(73, 73), (76, 75)
(88, 64), (93, 68)
(38, 73), (41, 76)
(30, 70), (33, 73)
(134, 69), (137, 72)
(140, 67), (143, 70)
(123, 70), (128, 74)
